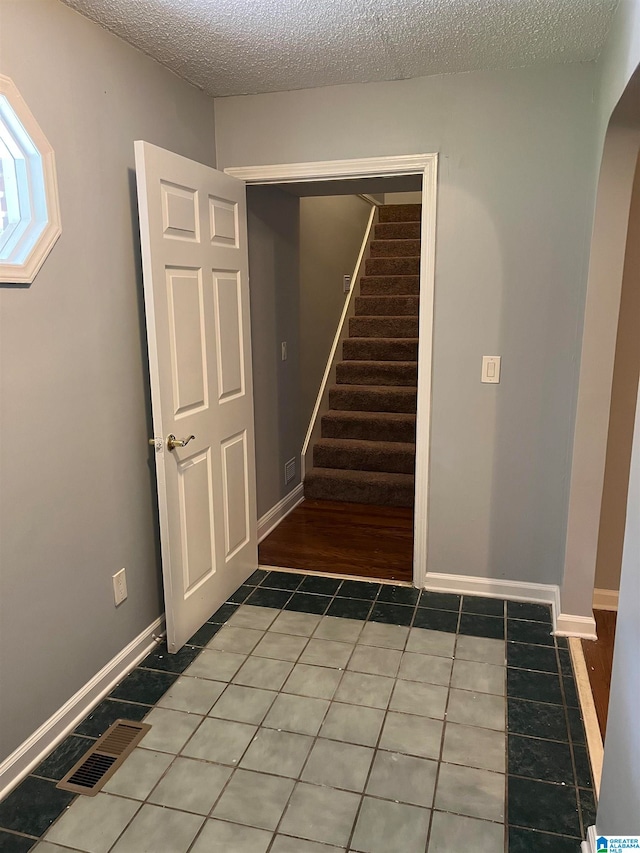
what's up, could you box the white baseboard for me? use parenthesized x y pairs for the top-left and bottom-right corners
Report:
(258, 483), (304, 544)
(0, 615), (165, 801)
(424, 572), (561, 626)
(593, 587), (619, 611)
(582, 825), (598, 852)
(556, 613), (598, 639)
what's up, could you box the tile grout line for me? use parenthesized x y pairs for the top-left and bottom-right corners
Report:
(227, 598), (371, 853)
(194, 591), (370, 853)
(344, 595), (422, 852)
(421, 593), (465, 853)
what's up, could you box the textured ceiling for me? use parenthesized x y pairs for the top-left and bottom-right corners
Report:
(62, 0), (618, 97)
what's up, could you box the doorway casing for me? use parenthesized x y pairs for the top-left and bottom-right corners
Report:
(226, 154), (438, 589)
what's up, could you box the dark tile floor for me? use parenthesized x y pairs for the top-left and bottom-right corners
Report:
(0, 569), (593, 852)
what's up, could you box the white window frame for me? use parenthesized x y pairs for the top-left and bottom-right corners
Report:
(0, 74), (61, 284)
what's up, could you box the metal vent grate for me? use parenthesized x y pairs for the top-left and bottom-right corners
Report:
(285, 457), (296, 484)
(57, 719), (150, 796)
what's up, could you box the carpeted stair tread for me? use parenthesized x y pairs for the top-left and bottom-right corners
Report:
(355, 295), (419, 316)
(343, 337), (419, 362)
(370, 239), (421, 258)
(321, 410), (416, 442)
(336, 360), (417, 387)
(350, 315), (419, 338)
(329, 384), (417, 413)
(304, 203), (422, 507)
(313, 438), (415, 474)
(378, 204), (422, 223)
(375, 222), (421, 240)
(304, 467), (415, 507)
(360, 275), (420, 296)
(366, 256), (420, 276)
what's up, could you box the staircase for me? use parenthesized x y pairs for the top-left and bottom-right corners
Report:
(304, 203), (421, 508)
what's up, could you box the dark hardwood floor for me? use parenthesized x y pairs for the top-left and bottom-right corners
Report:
(258, 499), (414, 582)
(582, 609), (617, 739)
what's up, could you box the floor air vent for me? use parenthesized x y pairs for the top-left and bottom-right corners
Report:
(57, 719), (150, 796)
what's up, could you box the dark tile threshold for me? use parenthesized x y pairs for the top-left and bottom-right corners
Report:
(506, 623), (594, 848)
(509, 826), (582, 852)
(462, 594), (505, 617)
(459, 612), (505, 639)
(0, 830), (37, 852)
(0, 777), (75, 838)
(508, 776), (582, 837)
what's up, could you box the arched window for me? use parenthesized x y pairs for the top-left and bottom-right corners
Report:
(0, 75), (61, 283)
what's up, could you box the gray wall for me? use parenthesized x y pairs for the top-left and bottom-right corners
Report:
(595, 152), (640, 593)
(247, 186), (301, 519)
(215, 62), (599, 587)
(0, 0), (215, 760)
(593, 0), (640, 834)
(597, 378), (640, 833)
(299, 195), (371, 430)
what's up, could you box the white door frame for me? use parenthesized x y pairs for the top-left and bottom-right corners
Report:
(225, 154), (438, 590)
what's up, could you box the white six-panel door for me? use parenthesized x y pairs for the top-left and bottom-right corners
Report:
(135, 141), (258, 653)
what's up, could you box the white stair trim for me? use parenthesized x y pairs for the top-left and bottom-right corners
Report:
(0, 615), (165, 801)
(300, 205), (376, 479)
(257, 483), (304, 543)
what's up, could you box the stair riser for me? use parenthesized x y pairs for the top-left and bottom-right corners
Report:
(375, 222), (421, 240)
(360, 276), (420, 296)
(343, 338), (418, 362)
(365, 257), (420, 276)
(379, 204), (422, 223)
(329, 386), (417, 414)
(355, 296), (419, 316)
(336, 361), (417, 387)
(350, 316), (419, 338)
(314, 444), (415, 474)
(370, 239), (421, 258)
(304, 474), (414, 507)
(322, 415), (416, 443)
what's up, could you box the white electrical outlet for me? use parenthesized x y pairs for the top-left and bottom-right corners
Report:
(113, 568), (128, 606)
(281, 341), (287, 361)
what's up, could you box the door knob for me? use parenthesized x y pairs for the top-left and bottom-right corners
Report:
(166, 434), (196, 451)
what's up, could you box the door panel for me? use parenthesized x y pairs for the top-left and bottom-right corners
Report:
(135, 141), (258, 652)
(221, 430), (250, 560)
(161, 181), (199, 241)
(178, 450), (216, 594)
(213, 271), (245, 401)
(167, 268), (209, 416)
(209, 195), (238, 246)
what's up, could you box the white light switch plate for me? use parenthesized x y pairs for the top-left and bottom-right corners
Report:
(482, 355), (501, 383)
(113, 568), (128, 606)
